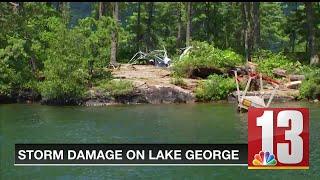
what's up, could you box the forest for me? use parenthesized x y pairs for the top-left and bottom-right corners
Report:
(0, 2), (320, 104)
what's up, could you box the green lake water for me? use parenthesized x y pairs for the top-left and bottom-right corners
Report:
(0, 102), (319, 179)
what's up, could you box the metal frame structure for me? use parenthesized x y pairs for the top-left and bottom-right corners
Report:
(128, 48), (171, 67)
(179, 46), (193, 61)
(234, 70), (279, 111)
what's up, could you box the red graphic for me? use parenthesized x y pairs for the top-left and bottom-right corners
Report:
(248, 108), (309, 169)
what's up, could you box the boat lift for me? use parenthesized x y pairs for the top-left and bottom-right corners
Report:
(234, 70), (280, 111)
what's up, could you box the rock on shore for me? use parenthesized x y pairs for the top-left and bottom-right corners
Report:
(85, 84), (195, 106)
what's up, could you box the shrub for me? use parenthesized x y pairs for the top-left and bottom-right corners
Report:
(0, 56), (16, 96)
(254, 50), (304, 77)
(39, 19), (89, 100)
(299, 69), (320, 100)
(91, 68), (112, 86)
(97, 79), (134, 97)
(172, 41), (244, 77)
(170, 76), (187, 87)
(39, 16), (118, 100)
(0, 37), (35, 96)
(195, 75), (236, 101)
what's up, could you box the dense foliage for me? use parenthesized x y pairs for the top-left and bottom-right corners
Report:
(172, 41), (244, 77)
(38, 15), (127, 100)
(299, 69), (320, 100)
(0, 2), (319, 102)
(195, 75), (236, 101)
(254, 50), (303, 77)
(0, 3), (123, 100)
(0, 37), (32, 96)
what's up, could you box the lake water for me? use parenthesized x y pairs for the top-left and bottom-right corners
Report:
(0, 102), (319, 179)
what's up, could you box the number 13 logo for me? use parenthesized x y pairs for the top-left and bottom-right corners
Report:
(248, 108), (309, 169)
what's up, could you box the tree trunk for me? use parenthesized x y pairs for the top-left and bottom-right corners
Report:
(242, 2), (253, 62)
(176, 2), (182, 48)
(290, 2), (298, 53)
(110, 2), (119, 66)
(29, 55), (37, 75)
(225, 3), (233, 48)
(58, 2), (69, 24)
(305, 2), (319, 65)
(252, 2), (260, 50)
(99, 2), (105, 19)
(57, 2), (63, 13)
(290, 32), (296, 53)
(212, 4), (217, 42)
(146, 2), (154, 51)
(88, 59), (94, 88)
(186, 2), (192, 47)
(205, 2), (210, 40)
(136, 2), (142, 51)
(242, 3), (249, 62)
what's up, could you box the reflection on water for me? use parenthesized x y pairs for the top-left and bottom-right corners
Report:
(0, 102), (319, 179)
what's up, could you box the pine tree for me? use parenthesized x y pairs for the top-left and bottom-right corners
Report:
(110, 2), (119, 67)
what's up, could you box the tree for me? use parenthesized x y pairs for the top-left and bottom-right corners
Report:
(253, 2), (260, 50)
(146, 2), (154, 51)
(136, 2), (142, 51)
(305, 2), (319, 65)
(186, 2), (192, 47)
(39, 22), (89, 100)
(59, 2), (70, 24)
(99, 2), (105, 19)
(176, 2), (183, 48)
(285, 2), (300, 53)
(260, 2), (288, 52)
(242, 2), (253, 61)
(241, 2), (261, 61)
(110, 2), (119, 66)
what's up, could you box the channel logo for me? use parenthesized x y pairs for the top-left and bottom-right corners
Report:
(248, 108), (309, 169)
(252, 151), (277, 166)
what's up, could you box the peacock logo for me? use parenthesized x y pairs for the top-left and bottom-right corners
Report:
(252, 151), (277, 166)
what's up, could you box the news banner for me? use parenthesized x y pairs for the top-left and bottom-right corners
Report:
(15, 108), (309, 169)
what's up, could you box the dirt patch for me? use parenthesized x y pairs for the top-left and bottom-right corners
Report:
(110, 64), (199, 92)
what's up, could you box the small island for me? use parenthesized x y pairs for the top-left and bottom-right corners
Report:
(0, 2), (319, 106)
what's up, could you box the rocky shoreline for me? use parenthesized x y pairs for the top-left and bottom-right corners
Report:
(84, 84), (195, 106)
(0, 85), (305, 106)
(0, 83), (195, 106)
(1, 64), (316, 106)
